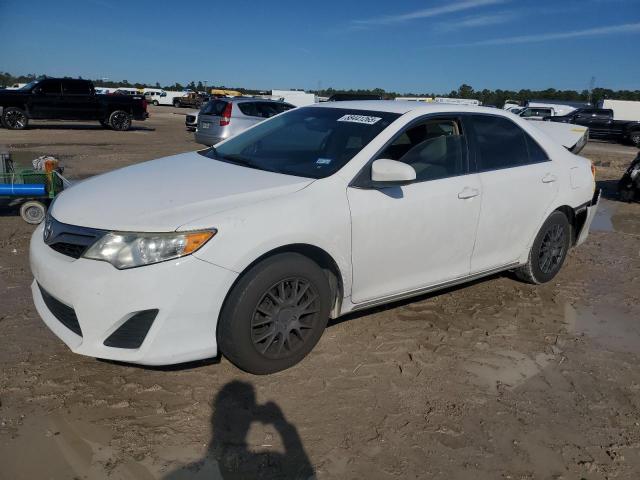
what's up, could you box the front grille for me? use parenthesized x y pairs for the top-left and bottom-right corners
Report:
(49, 242), (87, 258)
(103, 310), (158, 349)
(38, 284), (82, 337)
(44, 215), (105, 259)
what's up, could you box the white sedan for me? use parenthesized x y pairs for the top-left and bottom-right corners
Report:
(30, 101), (599, 374)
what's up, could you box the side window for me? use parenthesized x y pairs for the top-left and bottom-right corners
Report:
(470, 115), (530, 171)
(377, 118), (466, 182)
(40, 80), (62, 95)
(524, 133), (549, 163)
(62, 81), (90, 95)
(238, 102), (260, 117)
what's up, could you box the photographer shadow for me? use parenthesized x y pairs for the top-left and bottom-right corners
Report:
(164, 380), (314, 480)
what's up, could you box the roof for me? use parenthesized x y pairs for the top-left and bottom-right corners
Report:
(312, 99), (510, 117)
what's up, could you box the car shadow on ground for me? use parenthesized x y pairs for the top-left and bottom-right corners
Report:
(163, 380), (315, 480)
(18, 124), (155, 132)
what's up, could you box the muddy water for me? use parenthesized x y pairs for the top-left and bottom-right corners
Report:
(592, 198), (640, 236)
(565, 302), (640, 353)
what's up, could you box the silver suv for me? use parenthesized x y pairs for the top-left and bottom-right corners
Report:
(195, 98), (295, 146)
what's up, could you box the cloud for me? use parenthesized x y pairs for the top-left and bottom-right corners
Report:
(351, 0), (508, 28)
(436, 12), (518, 32)
(452, 22), (640, 46)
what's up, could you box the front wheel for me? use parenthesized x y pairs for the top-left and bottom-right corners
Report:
(108, 110), (132, 131)
(218, 253), (331, 374)
(629, 131), (640, 147)
(2, 107), (29, 130)
(173, 100), (181, 108)
(515, 211), (571, 284)
(152, 100), (159, 106)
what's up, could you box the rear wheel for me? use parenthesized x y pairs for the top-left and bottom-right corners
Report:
(2, 107), (29, 130)
(515, 211), (571, 284)
(218, 253), (331, 374)
(629, 131), (640, 147)
(152, 100), (159, 106)
(173, 100), (181, 108)
(108, 110), (132, 131)
(20, 201), (46, 224)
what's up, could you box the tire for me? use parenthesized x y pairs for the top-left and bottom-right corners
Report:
(20, 201), (46, 224)
(619, 185), (635, 202)
(173, 100), (181, 108)
(218, 253), (332, 374)
(515, 211), (571, 284)
(108, 110), (132, 131)
(152, 100), (159, 106)
(629, 131), (640, 147)
(2, 107), (29, 130)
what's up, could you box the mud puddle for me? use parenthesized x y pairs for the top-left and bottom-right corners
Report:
(591, 198), (640, 236)
(564, 302), (640, 353)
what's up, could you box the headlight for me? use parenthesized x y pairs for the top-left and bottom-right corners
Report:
(83, 230), (215, 269)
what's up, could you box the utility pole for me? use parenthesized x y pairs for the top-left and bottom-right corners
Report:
(587, 76), (596, 105)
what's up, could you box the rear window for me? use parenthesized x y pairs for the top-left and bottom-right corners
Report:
(201, 107), (400, 179)
(62, 80), (91, 95)
(201, 100), (229, 116)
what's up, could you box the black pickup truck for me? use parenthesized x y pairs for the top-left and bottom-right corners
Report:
(0, 78), (148, 131)
(546, 108), (640, 146)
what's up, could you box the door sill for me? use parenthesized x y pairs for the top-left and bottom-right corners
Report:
(350, 262), (520, 312)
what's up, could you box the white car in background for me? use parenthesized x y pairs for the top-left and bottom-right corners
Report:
(30, 101), (599, 374)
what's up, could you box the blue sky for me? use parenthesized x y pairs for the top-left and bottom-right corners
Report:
(1, 0), (639, 93)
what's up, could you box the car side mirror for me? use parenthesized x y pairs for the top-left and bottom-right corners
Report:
(371, 159), (416, 186)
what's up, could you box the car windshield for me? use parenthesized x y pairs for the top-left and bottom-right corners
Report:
(199, 107), (400, 179)
(20, 81), (40, 90)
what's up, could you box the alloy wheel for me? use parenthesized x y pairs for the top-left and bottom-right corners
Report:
(251, 277), (320, 359)
(538, 224), (566, 274)
(6, 110), (26, 129)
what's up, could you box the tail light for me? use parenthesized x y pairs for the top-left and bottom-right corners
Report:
(220, 102), (232, 126)
(591, 162), (596, 179)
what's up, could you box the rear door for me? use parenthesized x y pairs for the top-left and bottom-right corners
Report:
(588, 110), (615, 137)
(466, 114), (559, 273)
(28, 79), (62, 118)
(60, 80), (99, 119)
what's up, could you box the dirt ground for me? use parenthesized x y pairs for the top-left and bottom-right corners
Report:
(1, 108), (639, 480)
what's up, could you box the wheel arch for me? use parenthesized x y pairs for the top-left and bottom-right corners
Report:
(222, 243), (345, 319)
(554, 204), (584, 246)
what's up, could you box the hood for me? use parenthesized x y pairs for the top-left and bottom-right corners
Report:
(51, 151), (313, 231)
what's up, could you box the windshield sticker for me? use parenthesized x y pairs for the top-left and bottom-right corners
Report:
(337, 114), (381, 125)
(316, 158), (332, 165)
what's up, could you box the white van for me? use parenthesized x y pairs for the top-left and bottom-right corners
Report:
(600, 99), (640, 122)
(143, 88), (165, 106)
(158, 90), (188, 106)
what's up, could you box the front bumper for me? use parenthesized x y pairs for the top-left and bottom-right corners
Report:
(576, 188), (601, 246)
(29, 223), (238, 365)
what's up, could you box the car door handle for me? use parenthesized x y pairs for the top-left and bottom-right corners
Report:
(542, 174), (557, 184)
(458, 187), (480, 199)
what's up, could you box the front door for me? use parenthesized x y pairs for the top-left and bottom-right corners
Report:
(28, 79), (62, 118)
(348, 116), (482, 304)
